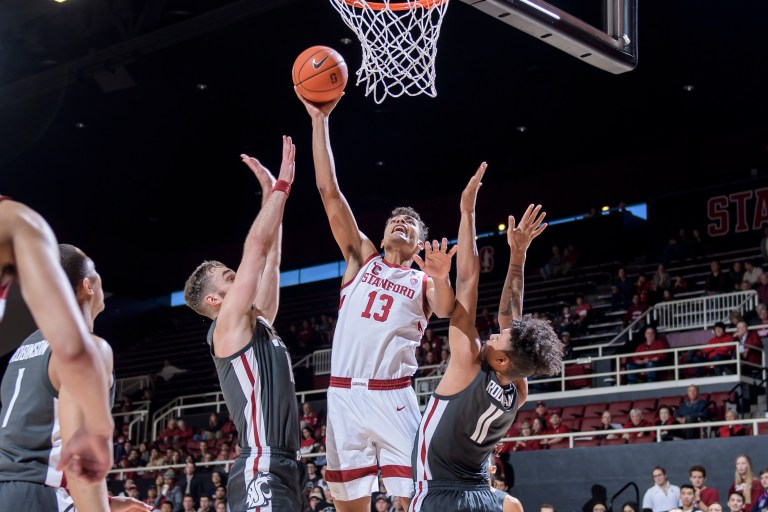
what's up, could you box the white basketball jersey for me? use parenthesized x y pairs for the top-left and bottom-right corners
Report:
(332, 254), (429, 379)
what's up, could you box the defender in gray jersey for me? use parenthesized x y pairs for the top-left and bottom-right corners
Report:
(185, 137), (305, 512)
(410, 167), (563, 512)
(0, 244), (149, 511)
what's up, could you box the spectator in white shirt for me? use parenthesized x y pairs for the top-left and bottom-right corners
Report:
(643, 466), (681, 512)
(742, 261), (764, 287)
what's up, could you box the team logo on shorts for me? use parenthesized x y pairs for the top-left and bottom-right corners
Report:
(246, 472), (273, 509)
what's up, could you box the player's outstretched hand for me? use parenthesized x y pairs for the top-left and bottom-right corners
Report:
(460, 162), (487, 214)
(295, 87), (344, 119)
(241, 153), (277, 197)
(57, 427), (113, 484)
(507, 204), (547, 255)
(277, 135), (296, 185)
(110, 496), (153, 512)
(414, 238), (458, 280)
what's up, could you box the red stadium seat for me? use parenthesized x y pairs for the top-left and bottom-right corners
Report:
(561, 405), (585, 419)
(584, 403), (608, 418)
(657, 396), (682, 411)
(547, 440), (571, 449)
(628, 435), (654, 444)
(758, 423), (768, 435)
(565, 365), (592, 389)
(608, 400), (632, 416)
(632, 398), (657, 413)
(561, 418), (582, 431)
(580, 417), (604, 432)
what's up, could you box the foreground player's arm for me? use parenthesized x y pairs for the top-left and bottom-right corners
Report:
(504, 495), (524, 512)
(421, 257), (456, 318)
(496, 204), (547, 328)
(215, 137), (294, 355)
(0, 201), (114, 479)
(59, 338), (137, 511)
(241, 154), (282, 325)
(443, 164), (486, 367)
(296, 91), (377, 279)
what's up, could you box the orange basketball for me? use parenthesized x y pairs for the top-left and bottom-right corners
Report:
(292, 46), (348, 103)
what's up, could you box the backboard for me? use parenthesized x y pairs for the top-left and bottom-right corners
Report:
(460, 0), (638, 73)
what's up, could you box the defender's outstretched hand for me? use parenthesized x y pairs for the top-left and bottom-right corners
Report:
(413, 238), (458, 281)
(57, 427), (112, 484)
(507, 204), (547, 254)
(295, 87), (344, 119)
(240, 135), (295, 194)
(460, 162), (487, 213)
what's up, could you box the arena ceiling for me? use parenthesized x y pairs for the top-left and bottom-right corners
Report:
(1, 0), (767, 299)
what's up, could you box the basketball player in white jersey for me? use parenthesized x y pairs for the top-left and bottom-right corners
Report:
(0, 196), (113, 483)
(297, 93), (457, 512)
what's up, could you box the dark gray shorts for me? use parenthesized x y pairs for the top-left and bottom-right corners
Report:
(227, 449), (307, 512)
(0, 481), (74, 511)
(411, 481), (499, 512)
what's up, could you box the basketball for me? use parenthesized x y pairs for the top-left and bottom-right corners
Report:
(292, 46), (348, 103)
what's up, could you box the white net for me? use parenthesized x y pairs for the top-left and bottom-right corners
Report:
(330, 0), (450, 103)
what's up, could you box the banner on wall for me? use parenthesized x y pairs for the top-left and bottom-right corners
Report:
(647, 177), (768, 253)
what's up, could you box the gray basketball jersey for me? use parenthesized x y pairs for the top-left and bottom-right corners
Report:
(412, 366), (519, 484)
(0, 330), (62, 486)
(207, 317), (300, 453)
(0, 330), (116, 487)
(491, 488), (508, 510)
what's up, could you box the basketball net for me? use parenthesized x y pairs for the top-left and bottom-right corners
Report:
(330, 0), (450, 103)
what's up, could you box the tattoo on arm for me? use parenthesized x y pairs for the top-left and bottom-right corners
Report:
(499, 264), (524, 321)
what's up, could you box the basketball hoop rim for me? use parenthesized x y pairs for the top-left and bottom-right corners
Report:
(338, 0), (448, 11)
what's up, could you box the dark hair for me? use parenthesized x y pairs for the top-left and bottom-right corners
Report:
(681, 484), (695, 492)
(386, 207), (428, 242)
(621, 501), (639, 512)
(690, 465), (707, 477)
(729, 492), (745, 502)
(59, 244), (90, 292)
(652, 466), (667, 476)
(505, 314), (564, 378)
(760, 467), (768, 477)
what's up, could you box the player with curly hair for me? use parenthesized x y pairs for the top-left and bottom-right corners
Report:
(410, 165), (564, 512)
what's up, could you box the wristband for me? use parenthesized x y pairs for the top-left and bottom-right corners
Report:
(273, 180), (291, 196)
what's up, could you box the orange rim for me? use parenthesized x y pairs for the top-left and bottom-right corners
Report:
(339, 0), (448, 11)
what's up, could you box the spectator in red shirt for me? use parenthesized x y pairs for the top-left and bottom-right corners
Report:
(734, 321), (763, 370)
(622, 408), (651, 439)
(540, 412), (570, 447)
(158, 418), (181, 444)
(623, 295), (649, 328)
(558, 306), (575, 335)
(719, 409), (746, 438)
(301, 402), (319, 430)
(689, 465), (720, 512)
(690, 321), (734, 376)
(176, 419), (194, 443)
(511, 422), (541, 452)
(756, 273), (768, 305)
(299, 427), (320, 462)
(627, 327), (669, 383)
(655, 406), (675, 441)
(535, 401), (550, 424)
(573, 295), (592, 334)
(475, 308), (495, 338)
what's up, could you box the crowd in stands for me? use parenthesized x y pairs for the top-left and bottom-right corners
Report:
(536, 459), (768, 512)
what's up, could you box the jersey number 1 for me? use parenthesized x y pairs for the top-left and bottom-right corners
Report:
(361, 291), (393, 322)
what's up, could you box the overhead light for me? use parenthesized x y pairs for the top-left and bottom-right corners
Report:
(683, 84), (694, 92)
(196, 83), (208, 91)
(75, 122), (86, 129)
(516, 126), (527, 133)
(340, 38), (353, 45)
(54, 0), (67, 3)
(498, 223), (506, 232)
(601, 206), (610, 212)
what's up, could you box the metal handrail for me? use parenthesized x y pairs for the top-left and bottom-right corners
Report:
(574, 307), (653, 358)
(501, 418), (768, 448)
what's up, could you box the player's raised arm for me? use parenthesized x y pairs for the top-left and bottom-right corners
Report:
(240, 153), (283, 325)
(497, 204), (547, 328)
(296, 91), (377, 276)
(215, 136), (294, 351)
(3, 202), (114, 472)
(443, 163), (486, 366)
